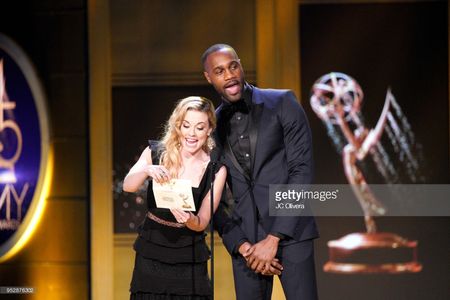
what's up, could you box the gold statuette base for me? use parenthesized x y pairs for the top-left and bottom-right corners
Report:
(324, 232), (422, 274)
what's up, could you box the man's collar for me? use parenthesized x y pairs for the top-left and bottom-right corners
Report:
(242, 82), (253, 107)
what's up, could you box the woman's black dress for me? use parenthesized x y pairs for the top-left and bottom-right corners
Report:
(130, 142), (220, 300)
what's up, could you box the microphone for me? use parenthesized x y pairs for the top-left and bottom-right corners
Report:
(209, 146), (221, 181)
(208, 145), (222, 300)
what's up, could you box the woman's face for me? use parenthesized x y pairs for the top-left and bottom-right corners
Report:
(179, 110), (212, 155)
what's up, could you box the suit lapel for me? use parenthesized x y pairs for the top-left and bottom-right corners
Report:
(216, 106), (250, 180)
(249, 102), (263, 175)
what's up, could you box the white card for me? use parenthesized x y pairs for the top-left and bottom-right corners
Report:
(152, 179), (196, 211)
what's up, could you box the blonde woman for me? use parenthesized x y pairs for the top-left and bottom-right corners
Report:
(123, 96), (227, 300)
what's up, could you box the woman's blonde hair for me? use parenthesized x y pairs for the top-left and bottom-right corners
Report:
(159, 96), (216, 177)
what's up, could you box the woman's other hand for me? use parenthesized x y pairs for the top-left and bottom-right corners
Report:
(146, 165), (171, 183)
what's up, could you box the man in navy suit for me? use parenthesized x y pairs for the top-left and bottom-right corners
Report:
(202, 44), (319, 300)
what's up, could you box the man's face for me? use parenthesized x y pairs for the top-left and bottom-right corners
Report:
(203, 49), (245, 103)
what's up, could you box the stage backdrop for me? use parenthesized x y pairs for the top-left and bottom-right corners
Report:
(300, 1), (449, 300)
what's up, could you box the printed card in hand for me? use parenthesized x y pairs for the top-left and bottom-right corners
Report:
(152, 179), (196, 211)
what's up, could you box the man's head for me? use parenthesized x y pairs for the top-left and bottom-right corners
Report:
(202, 44), (245, 103)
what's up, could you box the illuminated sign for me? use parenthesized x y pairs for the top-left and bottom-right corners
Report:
(0, 33), (52, 262)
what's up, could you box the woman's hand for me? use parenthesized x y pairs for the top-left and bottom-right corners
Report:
(170, 209), (200, 229)
(170, 208), (193, 223)
(145, 165), (171, 183)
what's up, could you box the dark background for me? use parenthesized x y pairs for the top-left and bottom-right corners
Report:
(300, 2), (450, 299)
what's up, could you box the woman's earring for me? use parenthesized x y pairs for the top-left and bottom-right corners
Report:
(207, 136), (215, 150)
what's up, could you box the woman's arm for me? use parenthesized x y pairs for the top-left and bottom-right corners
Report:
(171, 165), (227, 231)
(191, 165), (227, 231)
(123, 147), (170, 192)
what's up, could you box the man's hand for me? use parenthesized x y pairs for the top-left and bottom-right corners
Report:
(261, 258), (283, 276)
(239, 240), (283, 276)
(244, 234), (281, 274)
(238, 241), (252, 257)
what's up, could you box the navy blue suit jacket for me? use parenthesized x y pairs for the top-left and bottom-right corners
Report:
(213, 85), (319, 254)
